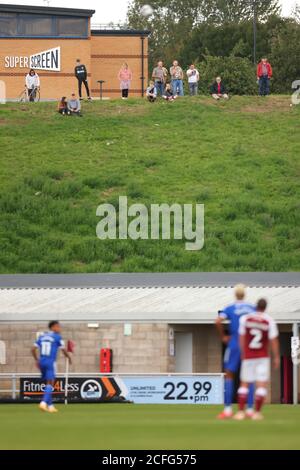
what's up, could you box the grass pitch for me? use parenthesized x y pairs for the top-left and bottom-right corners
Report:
(0, 96), (300, 273)
(0, 404), (299, 450)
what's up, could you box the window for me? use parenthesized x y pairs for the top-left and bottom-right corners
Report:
(18, 14), (53, 36)
(57, 17), (87, 37)
(0, 13), (17, 37)
(0, 12), (88, 37)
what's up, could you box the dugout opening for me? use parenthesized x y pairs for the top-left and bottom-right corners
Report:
(170, 325), (222, 375)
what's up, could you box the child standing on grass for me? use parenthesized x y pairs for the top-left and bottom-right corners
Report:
(118, 63), (133, 100)
(58, 97), (70, 115)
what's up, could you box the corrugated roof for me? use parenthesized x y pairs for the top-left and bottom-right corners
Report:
(1, 273), (299, 289)
(0, 285), (299, 324)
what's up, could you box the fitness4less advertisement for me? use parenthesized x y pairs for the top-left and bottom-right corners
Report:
(20, 375), (223, 404)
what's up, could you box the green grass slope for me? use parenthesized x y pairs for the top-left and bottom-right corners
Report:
(0, 96), (299, 273)
(0, 404), (299, 450)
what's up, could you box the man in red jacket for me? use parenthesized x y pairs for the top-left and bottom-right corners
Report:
(257, 58), (273, 96)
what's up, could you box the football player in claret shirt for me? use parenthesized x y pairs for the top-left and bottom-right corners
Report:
(234, 299), (280, 421)
(216, 284), (256, 419)
(32, 321), (72, 413)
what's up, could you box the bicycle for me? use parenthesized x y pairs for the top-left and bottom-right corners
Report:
(18, 87), (40, 103)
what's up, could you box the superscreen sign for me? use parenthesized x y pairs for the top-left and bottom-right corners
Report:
(4, 46), (61, 71)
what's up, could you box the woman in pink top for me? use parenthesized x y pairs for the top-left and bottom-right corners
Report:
(118, 63), (133, 99)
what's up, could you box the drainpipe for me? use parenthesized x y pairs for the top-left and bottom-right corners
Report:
(140, 36), (145, 98)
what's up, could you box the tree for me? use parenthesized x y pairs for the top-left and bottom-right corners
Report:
(201, 0), (281, 24)
(179, 15), (284, 66)
(292, 3), (300, 23)
(127, 1), (206, 66)
(269, 18), (300, 92)
(196, 54), (257, 95)
(127, 0), (281, 67)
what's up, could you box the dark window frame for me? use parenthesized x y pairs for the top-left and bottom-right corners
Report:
(0, 12), (18, 37)
(0, 13), (89, 38)
(17, 14), (55, 37)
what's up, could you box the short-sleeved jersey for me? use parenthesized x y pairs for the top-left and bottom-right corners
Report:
(239, 313), (279, 359)
(219, 302), (256, 347)
(34, 331), (64, 363)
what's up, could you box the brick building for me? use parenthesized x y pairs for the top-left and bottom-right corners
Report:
(0, 273), (299, 404)
(0, 3), (149, 100)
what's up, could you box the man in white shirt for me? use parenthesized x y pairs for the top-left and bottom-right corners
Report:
(187, 64), (200, 96)
(25, 69), (40, 102)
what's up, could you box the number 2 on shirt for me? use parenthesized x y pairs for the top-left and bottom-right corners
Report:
(249, 329), (263, 350)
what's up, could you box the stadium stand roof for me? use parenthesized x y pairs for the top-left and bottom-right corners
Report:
(0, 273), (299, 289)
(0, 274), (299, 324)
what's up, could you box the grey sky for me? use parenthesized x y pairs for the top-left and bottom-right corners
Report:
(1, 1), (298, 24)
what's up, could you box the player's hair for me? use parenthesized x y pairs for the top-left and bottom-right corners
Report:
(48, 321), (60, 330)
(257, 298), (267, 312)
(235, 284), (246, 300)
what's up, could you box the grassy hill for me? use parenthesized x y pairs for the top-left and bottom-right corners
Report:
(0, 96), (299, 273)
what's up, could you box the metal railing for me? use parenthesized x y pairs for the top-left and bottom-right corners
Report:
(91, 23), (129, 31)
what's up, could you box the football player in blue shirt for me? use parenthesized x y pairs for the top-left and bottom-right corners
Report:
(216, 285), (255, 419)
(32, 321), (72, 413)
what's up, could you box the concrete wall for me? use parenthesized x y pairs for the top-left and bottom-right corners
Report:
(0, 322), (170, 375)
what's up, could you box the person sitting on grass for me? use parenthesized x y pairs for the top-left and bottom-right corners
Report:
(162, 83), (178, 102)
(210, 76), (229, 101)
(146, 81), (158, 102)
(58, 97), (70, 115)
(68, 93), (82, 116)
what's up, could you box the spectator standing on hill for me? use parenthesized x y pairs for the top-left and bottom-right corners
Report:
(187, 64), (200, 96)
(170, 60), (184, 96)
(68, 93), (82, 116)
(211, 76), (229, 101)
(257, 58), (273, 96)
(146, 81), (157, 102)
(25, 69), (40, 102)
(118, 63), (133, 100)
(74, 59), (91, 100)
(152, 61), (168, 96)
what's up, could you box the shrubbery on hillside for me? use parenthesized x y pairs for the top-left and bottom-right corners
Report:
(196, 55), (257, 95)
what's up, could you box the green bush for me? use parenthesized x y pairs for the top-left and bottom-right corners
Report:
(196, 55), (257, 95)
